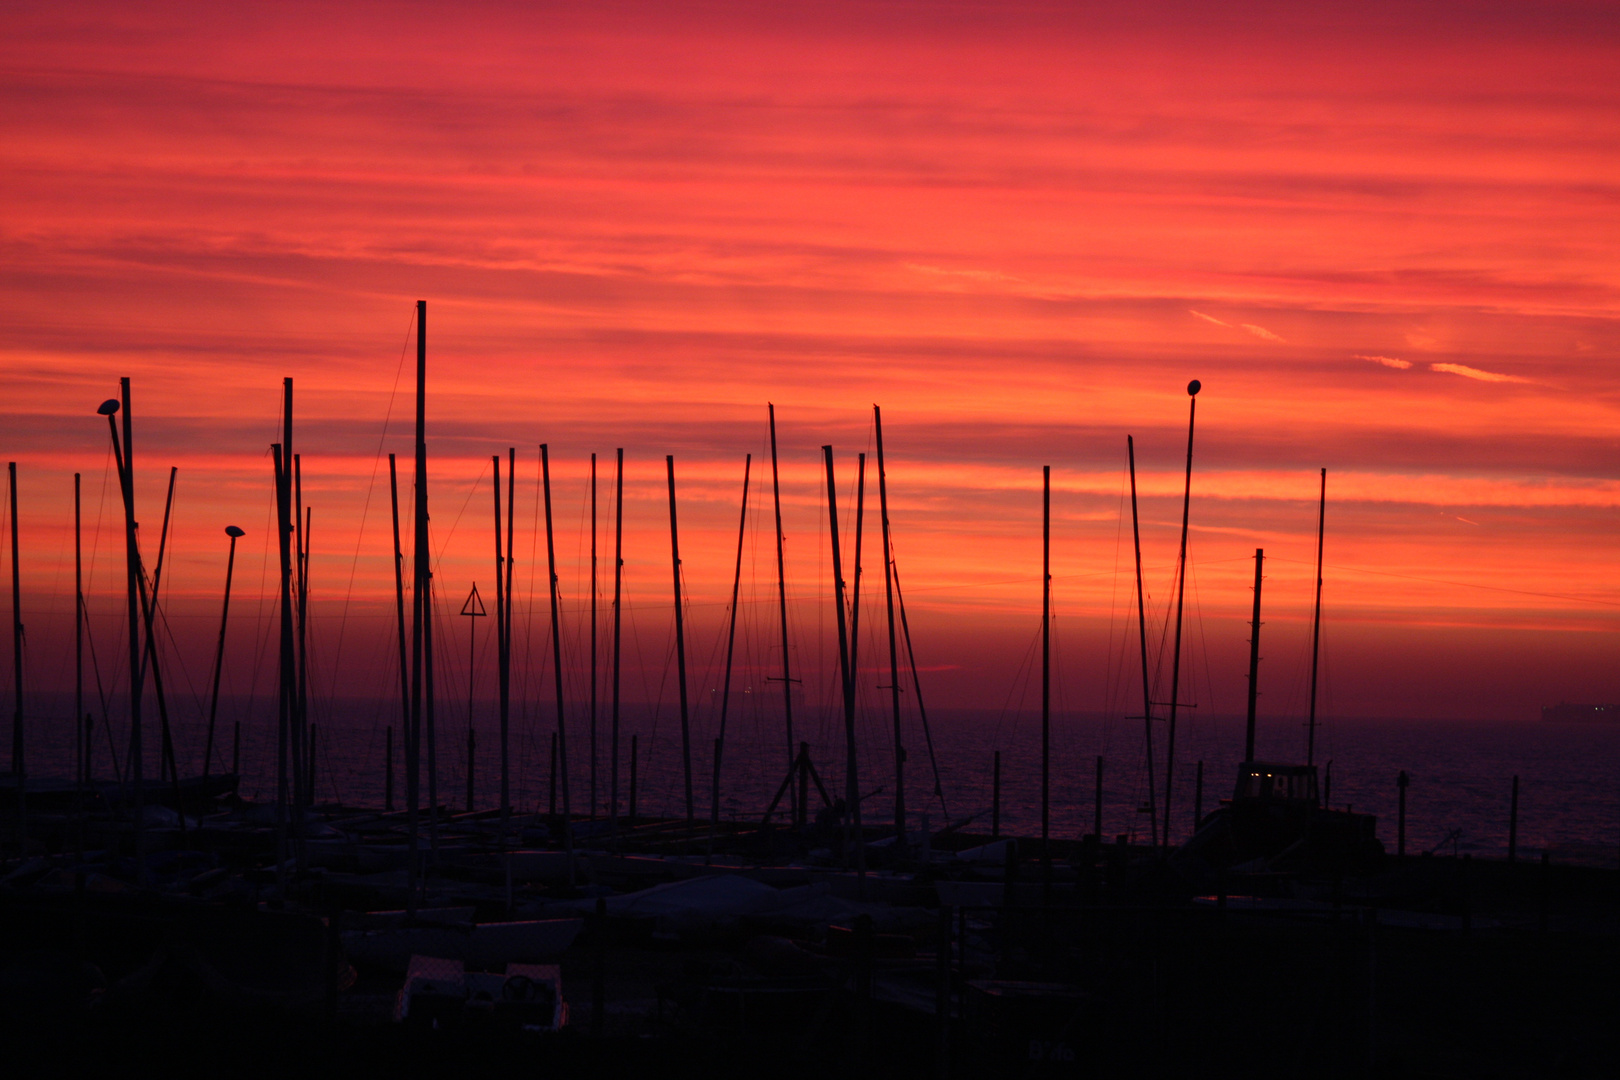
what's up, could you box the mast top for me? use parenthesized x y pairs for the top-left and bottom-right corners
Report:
(1187, 379), (1202, 396)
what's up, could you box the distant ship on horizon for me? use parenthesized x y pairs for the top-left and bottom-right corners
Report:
(1541, 702), (1619, 723)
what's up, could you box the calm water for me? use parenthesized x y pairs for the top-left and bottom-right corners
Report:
(23, 695), (1620, 868)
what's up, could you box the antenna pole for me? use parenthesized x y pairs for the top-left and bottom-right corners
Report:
(1307, 469), (1326, 766)
(1127, 436), (1158, 848)
(1244, 548), (1264, 763)
(666, 455), (694, 824)
(1163, 381), (1199, 850)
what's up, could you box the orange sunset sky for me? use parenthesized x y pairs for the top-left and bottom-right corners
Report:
(2, 1), (1617, 732)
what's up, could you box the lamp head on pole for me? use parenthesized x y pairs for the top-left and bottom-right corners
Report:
(225, 526), (245, 538)
(97, 399), (120, 416)
(1187, 379), (1201, 397)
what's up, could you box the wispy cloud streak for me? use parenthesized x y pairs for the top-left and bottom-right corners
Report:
(1430, 362), (1531, 384)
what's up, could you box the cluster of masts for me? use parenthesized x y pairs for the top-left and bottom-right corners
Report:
(5, 302), (1331, 879)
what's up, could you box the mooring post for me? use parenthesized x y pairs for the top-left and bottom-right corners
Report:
(232, 720), (240, 777)
(1396, 770), (1408, 858)
(1508, 775), (1519, 863)
(385, 726), (394, 811)
(308, 724), (318, 805)
(1093, 755), (1104, 839)
(466, 724), (476, 812)
(992, 750), (1001, 839)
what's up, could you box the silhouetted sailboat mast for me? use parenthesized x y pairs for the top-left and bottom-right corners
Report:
(202, 524), (244, 779)
(1127, 435), (1158, 848)
(610, 448), (624, 833)
(408, 299), (428, 899)
(1307, 468), (1326, 765)
(1244, 547), (1265, 763)
(767, 405), (796, 773)
(874, 407), (905, 844)
(1162, 379), (1200, 849)
(386, 452), (410, 822)
(824, 446), (864, 876)
(98, 387), (144, 868)
(711, 455), (751, 839)
(1041, 464), (1052, 887)
(665, 455), (694, 824)
(540, 445), (573, 844)
(492, 449), (514, 826)
(8, 462), (21, 781)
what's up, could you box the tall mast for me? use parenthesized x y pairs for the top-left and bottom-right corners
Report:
(1162, 380), (1200, 849)
(75, 472), (83, 788)
(1307, 468), (1326, 766)
(541, 445), (572, 831)
(130, 471), (181, 810)
(100, 385), (144, 868)
(462, 582), (483, 811)
(824, 446), (863, 875)
(491, 453), (509, 824)
(271, 441), (295, 885)
(713, 455), (751, 835)
(504, 448), (514, 825)
(666, 454), (694, 824)
(610, 448), (624, 830)
(889, 560), (947, 819)
(387, 453), (412, 825)
(1127, 436), (1158, 848)
(768, 405), (795, 769)
(283, 379), (302, 809)
(132, 467), (180, 793)
(410, 301), (428, 893)
(8, 462), (21, 777)
(203, 525), (244, 778)
(849, 454), (865, 693)
(874, 407), (904, 842)
(389, 449), (416, 900)
(589, 453), (597, 819)
(1244, 548), (1264, 763)
(294, 453), (310, 807)
(1041, 465), (1051, 879)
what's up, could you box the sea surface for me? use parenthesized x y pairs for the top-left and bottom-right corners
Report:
(21, 695), (1620, 868)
